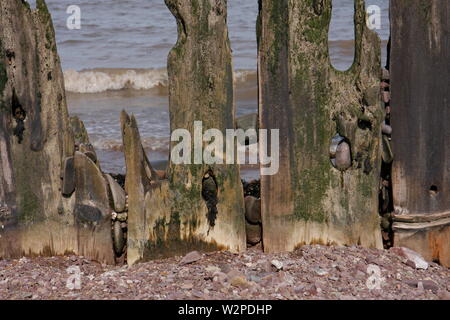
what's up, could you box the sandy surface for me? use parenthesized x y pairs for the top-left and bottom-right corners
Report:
(0, 245), (448, 300)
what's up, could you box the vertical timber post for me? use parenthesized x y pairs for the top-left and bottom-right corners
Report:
(390, 0), (450, 266)
(0, 0), (114, 264)
(123, 0), (246, 265)
(258, 0), (384, 252)
(165, 0), (246, 256)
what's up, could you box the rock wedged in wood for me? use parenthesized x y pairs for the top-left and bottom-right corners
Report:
(62, 157), (75, 197)
(105, 174), (126, 213)
(113, 220), (125, 256)
(246, 222), (262, 246)
(244, 196), (261, 224)
(73, 152), (110, 215)
(258, 0), (383, 252)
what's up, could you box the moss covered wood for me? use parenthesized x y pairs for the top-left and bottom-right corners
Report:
(0, 0), (114, 263)
(122, 0), (246, 265)
(258, 0), (384, 252)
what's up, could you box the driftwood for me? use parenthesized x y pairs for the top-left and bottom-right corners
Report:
(258, 0), (383, 252)
(390, 0), (449, 266)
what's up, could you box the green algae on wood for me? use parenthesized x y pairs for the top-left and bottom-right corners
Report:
(122, 0), (246, 265)
(0, 0), (114, 264)
(259, 0), (383, 252)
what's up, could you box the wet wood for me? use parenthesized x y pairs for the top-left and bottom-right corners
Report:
(122, 2), (246, 264)
(258, 0), (383, 252)
(0, 0), (114, 264)
(390, 0), (449, 266)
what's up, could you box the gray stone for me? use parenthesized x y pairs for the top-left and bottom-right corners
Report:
(390, 247), (429, 270)
(246, 222), (262, 246)
(113, 220), (125, 256)
(74, 152), (110, 214)
(179, 251), (202, 266)
(335, 142), (352, 171)
(438, 290), (450, 300)
(62, 157), (75, 197)
(271, 260), (283, 271)
(383, 91), (391, 103)
(406, 279), (439, 293)
(244, 196), (261, 224)
(314, 267), (329, 276)
(74, 204), (103, 224)
(421, 280), (439, 293)
(381, 122), (392, 135)
(382, 68), (390, 81)
(105, 174), (126, 213)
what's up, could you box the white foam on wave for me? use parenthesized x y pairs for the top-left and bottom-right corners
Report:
(64, 68), (168, 93)
(91, 136), (170, 154)
(63, 68), (257, 93)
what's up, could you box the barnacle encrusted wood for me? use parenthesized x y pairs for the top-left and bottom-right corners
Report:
(390, 0), (450, 267)
(258, 0), (384, 252)
(0, 0), (114, 263)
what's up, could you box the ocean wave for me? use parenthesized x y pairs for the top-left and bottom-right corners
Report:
(92, 136), (170, 154)
(64, 68), (168, 93)
(63, 68), (257, 94)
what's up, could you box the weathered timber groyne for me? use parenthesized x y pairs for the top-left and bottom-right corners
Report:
(0, 0), (448, 268)
(390, 0), (449, 267)
(258, 0), (384, 252)
(0, 0), (126, 264)
(122, 0), (246, 265)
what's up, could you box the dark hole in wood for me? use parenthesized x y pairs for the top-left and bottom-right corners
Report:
(363, 157), (373, 175)
(429, 185), (439, 196)
(202, 169), (218, 228)
(358, 119), (372, 131)
(313, 0), (324, 15)
(5, 49), (15, 64)
(11, 89), (26, 144)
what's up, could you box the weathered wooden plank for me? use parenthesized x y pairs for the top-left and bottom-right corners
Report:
(122, 0), (246, 265)
(390, 0), (449, 266)
(258, 0), (384, 252)
(165, 0), (246, 256)
(0, 0), (114, 264)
